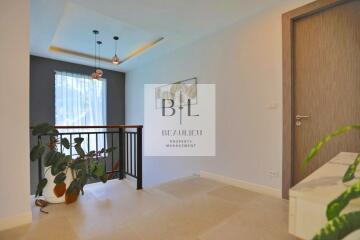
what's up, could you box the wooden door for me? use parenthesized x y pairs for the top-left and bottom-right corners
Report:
(291, 0), (360, 184)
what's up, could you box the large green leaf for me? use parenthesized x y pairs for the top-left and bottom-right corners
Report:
(312, 211), (360, 240)
(74, 137), (84, 145)
(76, 167), (88, 195)
(32, 123), (58, 136)
(90, 161), (105, 177)
(94, 164), (105, 177)
(75, 144), (85, 157)
(35, 178), (48, 197)
(61, 138), (70, 149)
(30, 144), (45, 161)
(44, 150), (57, 167)
(326, 181), (360, 220)
(78, 169), (87, 185)
(50, 153), (67, 175)
(69, 159), (86, 170)
(343, 154), (360, 183)
(51, 163), (67, 176)
(66, 179), (80, 195)
(89, 161), (107, 183)
(303, 125), (360, 168)
(54, 172), (66, 184)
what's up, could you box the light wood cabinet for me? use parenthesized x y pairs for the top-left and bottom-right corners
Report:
(289, 152), (360, 239)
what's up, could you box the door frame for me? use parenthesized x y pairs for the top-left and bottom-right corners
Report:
(282, 0), (353, 199)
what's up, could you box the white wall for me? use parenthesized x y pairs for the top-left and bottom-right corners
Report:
(126, 0), (313, 192)
(0, 0), (31, 230)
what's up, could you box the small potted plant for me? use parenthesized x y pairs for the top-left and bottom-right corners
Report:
(30, 123), (115, 204)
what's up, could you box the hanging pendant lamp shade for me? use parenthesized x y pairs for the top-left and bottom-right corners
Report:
(95, 40), (103, 78)
(112, 55), (120, 65)
(112, 36), (120, 65)
(96, 69), (103, 78)
(91, 72), (99, 80)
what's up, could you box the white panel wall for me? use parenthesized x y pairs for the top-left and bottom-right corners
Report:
(126, 0), (313, 191)
(0, 0), (31, 230)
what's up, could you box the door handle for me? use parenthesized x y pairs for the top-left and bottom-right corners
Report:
(295, 115), (310, 120)
(295, 115), (310, 126)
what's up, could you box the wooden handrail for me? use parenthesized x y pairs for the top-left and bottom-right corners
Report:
(30, 125), (143, 129)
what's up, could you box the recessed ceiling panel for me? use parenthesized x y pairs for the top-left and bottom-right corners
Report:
(51, 2), (159, 60)
(31, 0), (287, 71)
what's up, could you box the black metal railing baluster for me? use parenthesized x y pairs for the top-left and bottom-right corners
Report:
(87, 133), (90, 153)
(60, 134), (63, 154)
(37, 135), (42, 195)
(130, 133), (133, 175)
(111, 132), (114, 176)
(78, 133), (82, 157)
(103, 132), (106, 171)
(133, 134), (137, 176)
(119, 128), (125, 179)
(95, 133), (98, 160)
(69, 133), (73, 157)
(126, 133), (129, 174)
(136, 127), (143, 190)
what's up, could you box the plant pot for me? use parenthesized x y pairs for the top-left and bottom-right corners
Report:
(43, 167), (73, 203)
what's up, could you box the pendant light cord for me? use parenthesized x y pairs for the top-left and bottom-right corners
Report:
(94, 31), (97, 71)
(114, 36), (119, 56)
(97, 41), (101, 70)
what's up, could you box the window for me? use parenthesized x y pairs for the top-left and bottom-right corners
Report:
(55, 71), (107, 153)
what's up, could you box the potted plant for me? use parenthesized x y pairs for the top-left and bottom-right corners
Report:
(30, 123), (115, 204)
(304, 125), (360, 239)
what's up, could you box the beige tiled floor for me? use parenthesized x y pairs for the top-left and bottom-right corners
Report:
(0, 176), (296, 240)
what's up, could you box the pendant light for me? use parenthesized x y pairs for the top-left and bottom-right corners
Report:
(96, 40), (103, 78)
(91, 30), (100, 80)
(112, 36), (120, 65)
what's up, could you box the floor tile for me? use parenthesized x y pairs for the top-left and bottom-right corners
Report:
(0, 216), (78, 240)
(207, 185), (263, 206)
(156, 176), (224, 200)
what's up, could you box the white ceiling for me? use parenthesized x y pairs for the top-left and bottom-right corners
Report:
(31, 0), (284, 72)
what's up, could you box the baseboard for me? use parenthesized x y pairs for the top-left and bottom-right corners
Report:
(0, 211), (32, 231)
(199, 171), (282, 198)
